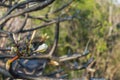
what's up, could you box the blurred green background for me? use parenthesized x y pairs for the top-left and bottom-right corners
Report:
(1, 0), (120, 79)
(32, 0), (120, 79)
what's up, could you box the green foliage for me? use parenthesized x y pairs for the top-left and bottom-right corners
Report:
(96, 38), (107, 53)
(75, 0), (95, 11)
(21, 0), (120, 78)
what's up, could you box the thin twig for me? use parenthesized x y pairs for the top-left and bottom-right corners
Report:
(15, 14), (28, 33)
(48, 18), (60, 56)
(20, 16), (74, 33)
(51, 0), (73, 14)
(0, 0), (55, 26)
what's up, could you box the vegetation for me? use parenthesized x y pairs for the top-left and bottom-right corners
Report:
(0, 0), (120, 80)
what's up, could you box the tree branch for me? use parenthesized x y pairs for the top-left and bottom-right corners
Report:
(0, 0), (55, 28)
(50, 0), (73, 14)
(48, 18), (60, 56)
(19, 16), (74, 33)
(15, 14), (28, 33)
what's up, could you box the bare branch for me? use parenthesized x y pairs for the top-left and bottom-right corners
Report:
(0, 3), (12, 7)
(0, 48), (11, 51)
(0, 0), (33, 19)
(0, 66), (58, 80)
(48, 18), (60, 56)
(0, 0), (55, 27)
(0, 30), (16, 44)
(25, 14), (50, 22)
(50, 0), (73, 14)
(0, 66), (13, 78)
(20, 16), (74, 33)
(59, 52), (89, 62)
(15, 14), (28, 33)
